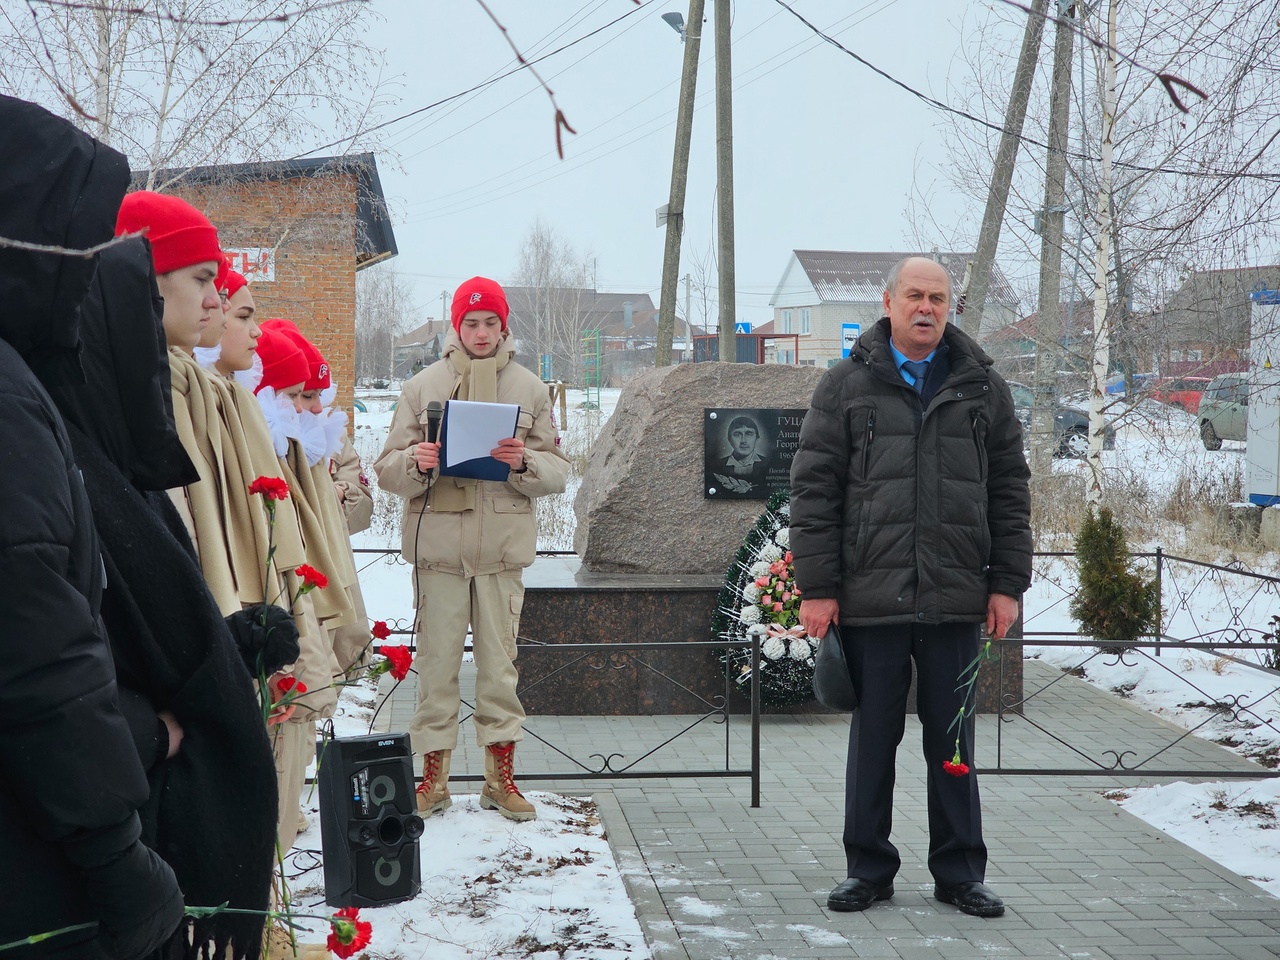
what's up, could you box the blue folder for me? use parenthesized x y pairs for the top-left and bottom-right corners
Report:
(438, 399), (519, 481)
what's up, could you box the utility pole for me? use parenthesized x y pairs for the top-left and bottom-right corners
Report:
(713, 0), (737, 361)
(1030, 1), (1075, 476)
(1087, 0), (1119, 505)
(655, 0), (705, 367)
(959, 0), (1046, 339)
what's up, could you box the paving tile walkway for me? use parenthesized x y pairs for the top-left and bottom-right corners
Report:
(378, 658), (1280, 959)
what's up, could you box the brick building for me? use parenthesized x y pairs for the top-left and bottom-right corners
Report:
(149, 153), (397, 411)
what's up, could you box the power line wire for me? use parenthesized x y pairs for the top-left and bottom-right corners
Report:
(288, 0), (659, 160)
(400, 0), (903, 221)
(769, 0), (1279, 183)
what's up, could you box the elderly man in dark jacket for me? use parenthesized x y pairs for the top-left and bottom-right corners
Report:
(0, 96), (184, 958)
(790, 256), (1032, 919)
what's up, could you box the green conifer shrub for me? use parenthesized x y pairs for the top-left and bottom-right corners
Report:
(1069, 506), (1160, 651)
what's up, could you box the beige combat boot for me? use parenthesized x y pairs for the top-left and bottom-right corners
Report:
(415, 749), (452, 816)
(480, 741), (536, 821)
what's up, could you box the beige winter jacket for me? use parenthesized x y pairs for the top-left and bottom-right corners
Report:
(331, 433), (374, 536)
(373, 331), (569, 576)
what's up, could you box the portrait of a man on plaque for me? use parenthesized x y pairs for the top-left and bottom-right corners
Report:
(704, 408), (806, 499)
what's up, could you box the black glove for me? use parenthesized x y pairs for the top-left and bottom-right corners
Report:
(225, 604), (301, 676)
(85, 839), (185, 960)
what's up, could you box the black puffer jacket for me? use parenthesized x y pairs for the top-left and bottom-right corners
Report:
(789, 318), (1032, 625)
(0, 95), (182, 959)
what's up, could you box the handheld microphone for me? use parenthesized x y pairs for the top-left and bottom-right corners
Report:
(425, 400), (444, 445)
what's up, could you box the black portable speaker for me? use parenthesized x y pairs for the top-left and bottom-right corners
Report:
(317, 732), (425, 907)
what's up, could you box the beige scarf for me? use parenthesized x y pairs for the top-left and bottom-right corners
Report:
(285, 439), (356, 628)
(309, 456), (359, 592)
(225, 379), (307, 574)
(169, 350), (240, 614)
(431, 349), (509, 513)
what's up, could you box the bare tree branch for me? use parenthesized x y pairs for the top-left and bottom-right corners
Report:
(26, 0), (369, 26)
(0, 230), (144, 257)
(473, 0), (577, 158)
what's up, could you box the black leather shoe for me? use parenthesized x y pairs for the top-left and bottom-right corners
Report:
(827, 877), (894, 912)
(934, 880), (1005, 917)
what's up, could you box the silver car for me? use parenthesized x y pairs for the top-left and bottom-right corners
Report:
(1198, 373), (1248, 449)
(1008, 381), (1116, 458)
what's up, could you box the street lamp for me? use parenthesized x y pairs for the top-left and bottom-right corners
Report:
(661, 11), (686, 41)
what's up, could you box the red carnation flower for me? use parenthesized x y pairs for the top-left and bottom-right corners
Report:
(249, 476), (290, 500)
(370, 620), (392, 641)
(295, 564), (329, 592)
(942, 759), (970, 777)
(276, 676), (308, 697)
(327, 907), (372, 958)
(383, 646), (413, 682)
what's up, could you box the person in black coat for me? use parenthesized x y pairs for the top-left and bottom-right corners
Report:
(0, 96), (184, 959)
(47, 235), (291, 960)
(791, 256), (1032, 920)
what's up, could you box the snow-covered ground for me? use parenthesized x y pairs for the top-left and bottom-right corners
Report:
(279, 385), (644, 959)
(321, 381), (1280, 957)
(291, 677), (647, 959)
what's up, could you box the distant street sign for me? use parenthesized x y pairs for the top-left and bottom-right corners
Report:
(841, 323), (861, 358)
(734, 321), (751, 334)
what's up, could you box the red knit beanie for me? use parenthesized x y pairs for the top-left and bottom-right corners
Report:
(254, 325), (310, 395)
(451, 276), (509, 333)
(115, 190), (223, 275)
(260, 318), (330, 391)
(215, 256), (231, 294)
(224, 269), (249, 300)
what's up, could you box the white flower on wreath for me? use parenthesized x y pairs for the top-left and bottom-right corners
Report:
(761, 635), (787, 660)
(789, 637), (813, 661)
(739, 604), (761, 625)
(774, 527), (790, 549)
(749, 560), (771, 578)
(742, 583), (761, 602)
(758, 543), (783, 563)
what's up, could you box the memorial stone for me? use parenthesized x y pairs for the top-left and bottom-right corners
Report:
(573, 362), (824, 574)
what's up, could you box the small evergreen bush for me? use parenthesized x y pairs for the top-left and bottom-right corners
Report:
(1069, 505), (1160, 651)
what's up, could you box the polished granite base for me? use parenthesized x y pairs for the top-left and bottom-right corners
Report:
(515, 557), (1021, 716)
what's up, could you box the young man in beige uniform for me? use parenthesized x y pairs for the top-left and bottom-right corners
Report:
(374, 277), (569, 821)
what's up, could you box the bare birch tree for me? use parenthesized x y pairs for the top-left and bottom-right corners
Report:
(0, 0), (386, 183)
(1086, 0), (1120, 505)
(355, 264), (417, 383)
(919, 0), (1280, 496)
(511, 218), (592, 382)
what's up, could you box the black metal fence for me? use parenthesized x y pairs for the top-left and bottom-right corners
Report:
(350, 548), (762, 805)
(351, 547), (1280, 786)
(989, 549), (1280, 778)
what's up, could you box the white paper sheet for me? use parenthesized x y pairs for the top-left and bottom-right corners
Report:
(444, 400), (520, 467)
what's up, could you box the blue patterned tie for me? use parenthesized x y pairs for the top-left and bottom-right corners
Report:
(903, 359), (930, 394)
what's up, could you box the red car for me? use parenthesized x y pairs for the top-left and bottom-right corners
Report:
(1151, 376), (1211, 414)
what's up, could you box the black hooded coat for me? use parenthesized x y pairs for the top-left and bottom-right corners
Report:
(0, 97), (182, 958)
(46, 236), (278, 960)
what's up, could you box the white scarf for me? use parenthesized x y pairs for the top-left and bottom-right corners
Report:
(254, 385), (301, 458)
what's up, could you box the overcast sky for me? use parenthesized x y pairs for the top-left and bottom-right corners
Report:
(356, 0), (1020, 327)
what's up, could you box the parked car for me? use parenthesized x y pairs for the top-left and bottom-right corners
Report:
(1198, 373), (1248, 449)
(1008, 381), (1116, 458)
(1150, 376), (1212, 414)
